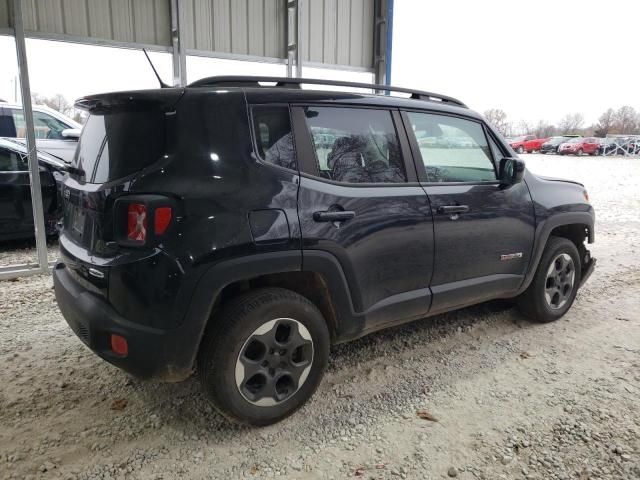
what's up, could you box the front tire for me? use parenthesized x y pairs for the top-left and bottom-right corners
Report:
(576, 148), (583, 156)
(517, 146), (525, 154)
(517, 237), (582, 322)
(197, 288), (330, 426)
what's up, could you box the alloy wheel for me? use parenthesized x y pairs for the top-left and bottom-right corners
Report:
(235, 318), (314, 406)
(544, 253), (575, 310)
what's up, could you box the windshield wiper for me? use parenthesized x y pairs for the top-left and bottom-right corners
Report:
(59, 164), (85, 177)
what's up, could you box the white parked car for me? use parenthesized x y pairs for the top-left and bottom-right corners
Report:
(0, 102), (82, 162)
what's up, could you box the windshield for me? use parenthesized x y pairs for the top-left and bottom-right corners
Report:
(73, 111), (166, 183)
(0, 137), (66, 166)
(566, 137), (582, 144)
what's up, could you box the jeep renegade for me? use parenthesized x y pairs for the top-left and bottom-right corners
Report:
(53, 77), (596, 425)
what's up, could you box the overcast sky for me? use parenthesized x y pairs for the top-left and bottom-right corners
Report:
(1, 0), (638, 126)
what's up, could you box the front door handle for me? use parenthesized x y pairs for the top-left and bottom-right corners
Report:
(313, 210), (356, 222)
(437, 205), (469, 215)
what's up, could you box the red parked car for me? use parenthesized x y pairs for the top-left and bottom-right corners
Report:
(507, 135), (535, 154)
(558, 137), (600, 156)
(523, 136), (550, 153)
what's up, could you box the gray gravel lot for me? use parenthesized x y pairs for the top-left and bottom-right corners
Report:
(0, 154), (639, 480)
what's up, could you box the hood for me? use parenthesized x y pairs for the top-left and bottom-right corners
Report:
(537, 175), (584, 187)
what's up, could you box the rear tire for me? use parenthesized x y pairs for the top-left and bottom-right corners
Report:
(517, 237), (582, 322)
(197, 288), (330, 426)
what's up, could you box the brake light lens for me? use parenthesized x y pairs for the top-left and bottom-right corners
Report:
(154, 206), (172, 235)
(127, 203), (147, 242)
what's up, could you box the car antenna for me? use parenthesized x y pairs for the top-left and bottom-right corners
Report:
(143, 48), (170, 88)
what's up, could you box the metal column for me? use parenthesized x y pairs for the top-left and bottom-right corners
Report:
(287, 0), (302, 78)
(171, 0), (187, 86)
(374, 0), (393, 88)
(11, 0), (49, 274)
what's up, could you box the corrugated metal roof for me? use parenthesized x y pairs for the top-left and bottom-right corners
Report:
(301, 0), (373, 68)
(0, 0), (375, 70)
(181, 0), (287, 59)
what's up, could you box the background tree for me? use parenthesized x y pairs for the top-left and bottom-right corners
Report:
(594, 108), (616, 136)
(483, 108), (512, 136)
(31, 92), (86, 124)
(558, 113), (584, 134)
(532, 120), (557, 138)
(613, 106), (638, 134)
(32, 93), (73, 117)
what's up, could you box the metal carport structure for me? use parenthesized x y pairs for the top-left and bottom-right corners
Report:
(0, 0), (393, 279)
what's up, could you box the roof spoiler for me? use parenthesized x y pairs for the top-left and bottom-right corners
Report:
(75, 89), (185, 114)
(187, 75), (467, 108)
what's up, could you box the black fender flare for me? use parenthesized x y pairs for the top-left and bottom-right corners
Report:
(182, 249), (358, 369)
(518, 211), (595, 294)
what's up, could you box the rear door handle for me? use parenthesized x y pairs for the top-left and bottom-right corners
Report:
(313, 210), (356, 222)
(437, 205), (469, 215)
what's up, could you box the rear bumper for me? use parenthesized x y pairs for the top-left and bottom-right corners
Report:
(53, 262), (197, 381)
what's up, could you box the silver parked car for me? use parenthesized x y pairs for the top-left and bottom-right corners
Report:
(0, 102), (82, 162)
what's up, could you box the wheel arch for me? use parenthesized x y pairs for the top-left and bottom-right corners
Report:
(518, 212), (594, 294)
(184, 250), (358, 373)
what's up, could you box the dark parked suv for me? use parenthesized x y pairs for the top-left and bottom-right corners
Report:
(53, 77), (596, 425)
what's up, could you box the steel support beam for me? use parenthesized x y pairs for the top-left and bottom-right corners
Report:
(374, 0), (393, 89)
(286, 0), (302, 78)
(171, 0), (187, 86)
(11, 0), (49, 274)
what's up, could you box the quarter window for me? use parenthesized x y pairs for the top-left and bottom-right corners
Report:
(252, 106), (297, 171)
(303, 106), (406, 184)
(407, 112), (497, 183)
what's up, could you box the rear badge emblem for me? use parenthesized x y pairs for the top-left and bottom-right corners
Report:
(64, 188), (70, 199)
(501, 252), (523, 261)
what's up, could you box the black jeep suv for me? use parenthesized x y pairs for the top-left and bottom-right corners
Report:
(53, 77), (595, 425)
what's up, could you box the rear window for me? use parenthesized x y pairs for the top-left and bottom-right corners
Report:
(73, 111), (165, 183)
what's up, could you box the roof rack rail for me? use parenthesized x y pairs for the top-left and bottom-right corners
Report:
(187, 76), (467, 108)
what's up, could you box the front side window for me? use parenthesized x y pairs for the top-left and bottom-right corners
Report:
(0, 147), (27, 171)
(303, 106), (406, 184)
(252, 106), (297, 171)
(407, 112), (496, 183)
(11, 109), (70, 140)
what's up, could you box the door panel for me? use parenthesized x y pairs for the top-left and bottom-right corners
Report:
(293, 105), (434, 329)
(298, 179), (434, 315)
(0, 170), (55, 239)
(425, 182), (535, 311)
(403, 110), (536, 312)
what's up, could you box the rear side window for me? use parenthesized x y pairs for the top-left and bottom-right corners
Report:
(406, 112), (496, 183)
(303, 106), (406, 184)
(252, 106), (297, 171)
(0, 147), (27, 171)
(74, 111), (165, 183)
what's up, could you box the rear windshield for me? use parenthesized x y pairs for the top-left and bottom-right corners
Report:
(73, 111), (165, 183)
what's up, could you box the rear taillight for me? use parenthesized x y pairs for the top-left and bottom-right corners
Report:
(154, 206), (172, 235)
(127, 204), (148, 242)
(114, 195), (176, 247)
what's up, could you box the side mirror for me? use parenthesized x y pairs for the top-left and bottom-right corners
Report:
(61, 128), (81, 139)
(499, 157), (525, 186)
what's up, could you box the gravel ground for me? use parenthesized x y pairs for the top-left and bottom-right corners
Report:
(1, 154), (639, 480)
